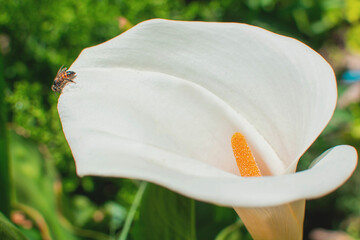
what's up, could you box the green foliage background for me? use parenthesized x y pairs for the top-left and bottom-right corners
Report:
(1, 0), (360, 239)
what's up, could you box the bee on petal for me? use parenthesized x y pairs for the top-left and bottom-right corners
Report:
(51, 66), (76, 93)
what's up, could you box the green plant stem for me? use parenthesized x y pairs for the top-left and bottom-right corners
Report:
(118, 181), (148, 240)
(0, 52), (11, 217)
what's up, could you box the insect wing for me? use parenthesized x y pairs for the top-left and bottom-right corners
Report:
(56, 65), (66, 77)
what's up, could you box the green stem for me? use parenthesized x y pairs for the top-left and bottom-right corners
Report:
(0, 52), (11, 217)
(118, 181), (148, 240)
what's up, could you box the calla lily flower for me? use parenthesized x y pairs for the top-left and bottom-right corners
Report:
(58, 19), (358, 240)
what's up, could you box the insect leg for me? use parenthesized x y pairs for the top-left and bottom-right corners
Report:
(65, 76), (76, 83)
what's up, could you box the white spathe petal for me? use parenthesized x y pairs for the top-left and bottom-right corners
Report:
(69, 19), (337, 171)
(58, 19), (357, 207)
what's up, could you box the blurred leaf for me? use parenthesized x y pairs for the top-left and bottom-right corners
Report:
(9, 131), (78, 240)
(0, 212), (28, 240)
(132, 183), (196, 240)
(0, 52), (11, 217)
(347, 24), (360, 53)
(69, 195), (97, 227)
(104, 202), (126, 237)
(345, 0), (360, 23)
(195, 202), (238, 240)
